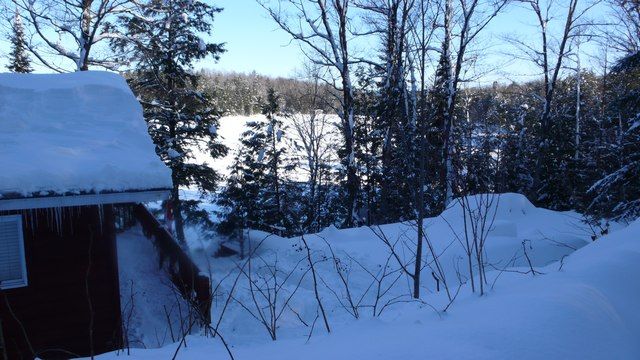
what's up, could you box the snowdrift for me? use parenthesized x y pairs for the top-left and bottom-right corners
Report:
(0, 71), (171, 197)
(117, 226), (192, 349)
(98, 194), (639, 359)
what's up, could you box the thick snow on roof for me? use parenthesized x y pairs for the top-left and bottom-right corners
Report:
(0, 71), (172, 197)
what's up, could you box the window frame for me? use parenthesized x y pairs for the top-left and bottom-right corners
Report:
(0, 214), (28, 290)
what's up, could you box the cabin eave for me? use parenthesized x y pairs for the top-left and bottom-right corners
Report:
(0, 189), (171, 211)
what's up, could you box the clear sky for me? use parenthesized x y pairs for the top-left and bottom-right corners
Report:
(202, 0), (611, 83)
(0, 0), (613, 80)
(201, 0), (303, 77)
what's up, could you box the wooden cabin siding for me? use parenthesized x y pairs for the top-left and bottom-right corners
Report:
(0, 205), (122, 359)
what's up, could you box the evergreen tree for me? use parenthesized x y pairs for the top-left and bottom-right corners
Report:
(7, 9), (33, 73)
(111, 0), (226, 244)
(217, 88), (293, 236)
(587, 52), (640, 221)
(259, 88), (290, 232)
(427, 43), (453, 213)
(372, 1), (415, 223)
(492, 83), (536, 195)
(353, 66), (384, 224)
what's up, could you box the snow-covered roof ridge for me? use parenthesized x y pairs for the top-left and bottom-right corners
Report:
(0, 71), (172, 199)
(0, 71), (132, 92)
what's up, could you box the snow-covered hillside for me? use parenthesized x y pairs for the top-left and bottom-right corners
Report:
(98, 193), (639, 360)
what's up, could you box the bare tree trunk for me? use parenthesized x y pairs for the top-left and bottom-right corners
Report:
(574, 41), (582, 161)
(528, 0), (581, 193)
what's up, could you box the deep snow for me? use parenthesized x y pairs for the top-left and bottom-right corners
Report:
(98, 193), (639, 360)
(0, 71), (172, 197)
(117, 226), (192, 349)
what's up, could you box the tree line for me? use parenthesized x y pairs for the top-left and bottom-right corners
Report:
(216, 0), (638, 243)
(2, 0), (639, 250)
(198, 69), (336, 115)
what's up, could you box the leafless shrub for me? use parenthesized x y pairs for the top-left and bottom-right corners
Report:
(371, 224), (452, 301)
(233, 253), (309, 341)
(456, 194), (500, 295)
(301, 235), (331, 333)
(317, 236), (361, 319)
(345, 252), (408, 317)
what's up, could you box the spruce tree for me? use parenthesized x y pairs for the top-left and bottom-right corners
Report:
(7, 9), (33, 73)
(587, 52), (640, 221)
(428, 45), (453, 213)
(111, 0), (226, 244)
(217, 88), (292, 236)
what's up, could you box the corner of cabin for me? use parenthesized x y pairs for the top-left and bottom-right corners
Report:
(0, 72), (179, 358)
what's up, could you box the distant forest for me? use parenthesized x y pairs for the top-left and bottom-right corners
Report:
(197, 70), (337, 115)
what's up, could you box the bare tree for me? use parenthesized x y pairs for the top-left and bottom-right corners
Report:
(407, 0), (440, 299)
(7, 0), (131, 71)
(420, 0), (507, 209)
(261, 0), (360, 227)
(605, 0), (640, 55)
(289, 64), (340, 232)
(509, 0), (596, 190)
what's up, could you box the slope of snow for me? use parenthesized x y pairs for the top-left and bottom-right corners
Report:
(94, 193), (640, 360)
(99, 195), (640, 360)
(117, 226), (193, 349)
(0, 71), (172, 197)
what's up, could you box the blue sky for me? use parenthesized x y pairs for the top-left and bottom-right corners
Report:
(0, 0), (612, 80)
(201, 0), (303, 77)
(202, 0), (611, 83)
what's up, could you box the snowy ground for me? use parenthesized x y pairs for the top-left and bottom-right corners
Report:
(117, 226), (192, 349)
(98, 193), (640, 360)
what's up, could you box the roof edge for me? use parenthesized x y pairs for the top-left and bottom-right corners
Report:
(0, 190), (170, 211)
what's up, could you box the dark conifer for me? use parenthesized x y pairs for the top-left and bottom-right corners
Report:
(111, 0), (226, 244)
(7, 9), (33, 73)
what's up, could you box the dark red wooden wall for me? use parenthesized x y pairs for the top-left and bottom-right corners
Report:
(0, 205), (122, 359)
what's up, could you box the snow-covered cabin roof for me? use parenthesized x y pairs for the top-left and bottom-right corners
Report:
(0, 71), (172, 209)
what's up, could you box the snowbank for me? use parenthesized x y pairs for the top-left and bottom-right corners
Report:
(0, 71), (172, 197)
(99, 205), (640, 360)
(117, 226), (192, 348)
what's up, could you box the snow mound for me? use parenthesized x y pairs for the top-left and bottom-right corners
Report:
(0, 71), (172, 197)
(117, 226), (191, 348)
(98, 213), (640, 359)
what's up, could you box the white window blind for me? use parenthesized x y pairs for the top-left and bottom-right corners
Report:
(0, 215), (27, 289)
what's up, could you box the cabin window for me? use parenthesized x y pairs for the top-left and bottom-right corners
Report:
(0, 215), (28, 289)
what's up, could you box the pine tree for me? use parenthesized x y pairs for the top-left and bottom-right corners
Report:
(372, 0), (415, 223)
(428, 40), (453, 213)
(217, 88), (293, 236)
(353, 66), (384, 224)
(587, 52), (640, 221)
(7, 9), (33, 73)
(111, 0), (226, 244)
(259, 88), (290, 232)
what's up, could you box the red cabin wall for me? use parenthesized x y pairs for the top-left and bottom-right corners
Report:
(0, 205), (122, 359)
